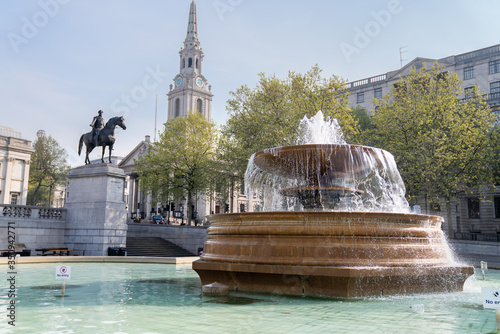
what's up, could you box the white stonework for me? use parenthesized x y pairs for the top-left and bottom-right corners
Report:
(347, 44), (500, 115)
(118, 137), (151, 220)
(0, 126), (34, 205)
(167, 0), (213, 122)
(65, 163), (127, 256)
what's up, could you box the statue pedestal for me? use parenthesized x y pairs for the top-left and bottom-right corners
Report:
(65, 164), (127, 256)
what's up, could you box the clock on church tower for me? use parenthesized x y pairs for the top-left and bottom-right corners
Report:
(167, 0), (213, 122)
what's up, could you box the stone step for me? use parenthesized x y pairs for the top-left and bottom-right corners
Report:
(126, 237), (195, 257)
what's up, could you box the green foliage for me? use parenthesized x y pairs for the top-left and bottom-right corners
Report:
(28, 135), (70, 206)
(134, 111), (217, 224)
(352, 105), (375, 145)
(220, 65), (359, 180)
(372, 63), (496, 202)
(491, 125), (500, 187)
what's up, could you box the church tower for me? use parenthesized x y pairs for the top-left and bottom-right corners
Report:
(167, 0), (213, 121)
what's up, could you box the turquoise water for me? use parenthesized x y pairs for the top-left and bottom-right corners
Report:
(0, 263), (499, 333)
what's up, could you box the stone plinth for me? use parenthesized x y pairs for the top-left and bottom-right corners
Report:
(65, 164), (127, 256)
(192, 212), (474, 297)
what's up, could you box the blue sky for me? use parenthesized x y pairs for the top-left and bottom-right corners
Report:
(1, 0), (499, 166)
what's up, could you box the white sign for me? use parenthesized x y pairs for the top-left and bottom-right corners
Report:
(55, 265), (71, 280)
(482, 287), (500, 309)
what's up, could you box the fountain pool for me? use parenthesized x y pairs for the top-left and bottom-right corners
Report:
(0, 262), (498, 333)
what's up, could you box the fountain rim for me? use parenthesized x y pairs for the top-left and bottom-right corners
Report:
(254, 143), (379, 156)
(207, 211), (443, 223)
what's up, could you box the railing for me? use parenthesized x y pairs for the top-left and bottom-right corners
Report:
(346, 74), (387, 89)
(1, 204), (66, 220)
(455, 44), (500, 63)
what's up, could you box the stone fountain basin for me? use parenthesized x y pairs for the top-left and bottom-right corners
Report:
(192, 211), (474, 297)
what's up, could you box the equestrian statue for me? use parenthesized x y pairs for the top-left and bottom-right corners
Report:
(78, 110), (127, 164)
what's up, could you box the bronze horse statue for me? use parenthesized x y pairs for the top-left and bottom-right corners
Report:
(78, 116), (126, 164)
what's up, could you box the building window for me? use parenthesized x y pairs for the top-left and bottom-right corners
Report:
(196, 58), (199, 69)
(468, 198), (480, 219)
(182, 58), (185, 68)
(495, 197), (500, 219)
(10, 193), (19, 205)
(197, 99), (203, 114)
(240, 204), (245, 213)
(490, 81), (500, 100)
(489, 60), (500, 74)
(357, 92), (365, 103)
(463, 66), (474, 80)
(464, 87), (474, 99)
(175, 99), (180, 118)
(188, 57), (193, 68)
(374, 88), (382, 99)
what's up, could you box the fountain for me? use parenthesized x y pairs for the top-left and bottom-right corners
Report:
(192, 112), (474, 297)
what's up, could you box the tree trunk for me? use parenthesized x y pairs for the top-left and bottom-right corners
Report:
(230, 178), (234, 213)
(187, 192), (193, 226)
(31, 182), (43, 206)
(445, 198), (454, 239)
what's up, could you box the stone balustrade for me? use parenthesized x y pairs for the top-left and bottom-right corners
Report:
(1, 204), (66, 220)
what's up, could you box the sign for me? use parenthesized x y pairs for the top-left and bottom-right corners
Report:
(482, 287), (500, 309)
(55, 265), (71, 280)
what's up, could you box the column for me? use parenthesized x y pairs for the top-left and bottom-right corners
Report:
(20, 160), (30, 205)
(2, 157), (14, 204)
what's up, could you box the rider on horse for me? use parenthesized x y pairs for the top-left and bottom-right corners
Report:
(90, 110), (105, 146)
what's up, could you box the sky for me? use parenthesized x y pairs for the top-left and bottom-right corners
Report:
(1, 0), (500, 166)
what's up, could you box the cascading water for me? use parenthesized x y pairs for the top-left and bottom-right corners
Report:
(245, 111), (410, 213)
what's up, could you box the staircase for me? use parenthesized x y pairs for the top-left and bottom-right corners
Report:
(126, 237), (195, 257)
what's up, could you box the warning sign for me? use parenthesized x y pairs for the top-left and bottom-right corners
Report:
(482, 287), (500, 309)
(55, 265), (71, 280)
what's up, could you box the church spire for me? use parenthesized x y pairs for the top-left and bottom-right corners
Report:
(184, 0), (199, 48)
(167, 0), (212, 122)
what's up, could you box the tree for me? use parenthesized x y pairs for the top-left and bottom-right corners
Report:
(220, 65), (360, 180)
(352, 105), (375, 146)
(134, 111), (217, 225)
(371, 64), (496, 234)
(28, 134), (70, 206)
(490, 124), (500, 187)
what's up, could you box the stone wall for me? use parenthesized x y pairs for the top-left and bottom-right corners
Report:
(127, 223), (208, 255)
(0, 205), (67, 252)
(450, 240), (500, 257)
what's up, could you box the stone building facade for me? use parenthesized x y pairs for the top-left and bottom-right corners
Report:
(455, 190), (500, 241)
(0, 126), (33, 205)
(347, 44), (500, 115)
